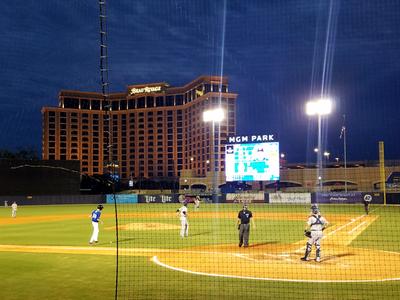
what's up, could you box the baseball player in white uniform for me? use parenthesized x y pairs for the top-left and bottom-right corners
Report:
(11, 202), (18, 218)
(301, 204), (328, 262)
(194, 196), (200, 210)
(176, 202), (189, 238)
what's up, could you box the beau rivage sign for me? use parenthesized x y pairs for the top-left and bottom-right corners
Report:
(227, 134), (276, 144)
(129, 85), (164, 95)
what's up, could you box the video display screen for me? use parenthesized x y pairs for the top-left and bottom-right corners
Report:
(225, 142), (280, 182)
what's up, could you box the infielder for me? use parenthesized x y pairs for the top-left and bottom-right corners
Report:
(89, 204), (103, 245)
(301, 204), (328, 262)
(176, 202), (189, 238)
(237, 204), (255, 247)
(11, 201), (18, 218)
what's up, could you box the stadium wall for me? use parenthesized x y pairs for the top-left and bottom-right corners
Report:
(0, 195), (104, 205)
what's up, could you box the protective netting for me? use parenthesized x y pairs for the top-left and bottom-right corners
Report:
(111, 1), (400, 299)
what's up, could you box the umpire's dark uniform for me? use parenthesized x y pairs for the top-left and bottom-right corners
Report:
(238, 205), (253, 247)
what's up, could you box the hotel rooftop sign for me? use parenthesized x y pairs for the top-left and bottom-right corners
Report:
(129, 86), (164, 95)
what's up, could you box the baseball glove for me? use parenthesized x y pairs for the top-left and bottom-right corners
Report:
(304, 230), (312, 238)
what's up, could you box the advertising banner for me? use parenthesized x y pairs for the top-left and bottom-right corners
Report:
(106, 194), (138, 204)
(268, 193), (311, 204)
(312, 192), (383, 204)
(138, 194), (179, 204)
(226, 193), (265, 203)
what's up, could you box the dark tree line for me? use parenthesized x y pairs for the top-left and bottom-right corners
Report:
(0, 148), (39, 160)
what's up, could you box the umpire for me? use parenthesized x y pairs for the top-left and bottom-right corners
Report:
(237, 204), (255, 247)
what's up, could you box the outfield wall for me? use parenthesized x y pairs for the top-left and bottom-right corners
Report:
(0, 195), (105, 205)
(2, 192), (398, 206)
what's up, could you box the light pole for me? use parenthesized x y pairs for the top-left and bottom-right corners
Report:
(323, 151), (330, 163)
(306, 98), (332, 191)
(203, 108), (225, 203)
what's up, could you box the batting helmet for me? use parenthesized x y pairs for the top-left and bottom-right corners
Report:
(97, 204), (104, 210)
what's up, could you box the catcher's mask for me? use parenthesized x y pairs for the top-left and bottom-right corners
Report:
(311, 204), (319, 214)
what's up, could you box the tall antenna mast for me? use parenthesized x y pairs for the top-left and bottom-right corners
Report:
(99, 0), (112, 169)
(98, 2), (119, 299)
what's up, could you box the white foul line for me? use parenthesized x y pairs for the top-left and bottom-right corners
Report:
(347, 221), (367, 234)
(151, 255), (400, 283)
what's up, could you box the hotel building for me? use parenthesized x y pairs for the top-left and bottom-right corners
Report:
(42, 76), (237, 181)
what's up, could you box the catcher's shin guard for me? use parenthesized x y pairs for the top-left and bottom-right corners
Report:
(301, 243), (312, 261)
(316, 248), (321, 259)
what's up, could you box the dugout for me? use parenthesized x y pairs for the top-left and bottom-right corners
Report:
(0, 159), (80, 196)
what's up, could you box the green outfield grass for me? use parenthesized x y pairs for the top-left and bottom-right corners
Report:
(0, 203), (399, 299)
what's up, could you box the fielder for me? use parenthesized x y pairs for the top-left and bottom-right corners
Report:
(89, 204), (104, 245)
(11, 202), (18, 218)
(176, 202), (189, 238)
(194, 196), (201, 210)
(301, 204), (328, 262)
(363, 194), (372, 215)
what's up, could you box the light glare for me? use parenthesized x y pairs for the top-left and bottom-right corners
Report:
(203, 108), (225, 122)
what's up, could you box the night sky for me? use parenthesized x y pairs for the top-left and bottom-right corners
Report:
(1, 0), (399, 163)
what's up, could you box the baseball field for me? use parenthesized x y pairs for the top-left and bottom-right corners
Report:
(1, 203), (400, 299)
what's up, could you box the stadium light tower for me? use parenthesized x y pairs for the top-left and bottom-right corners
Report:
(203, 108), (225, 203)
(306, 98), (333, 191)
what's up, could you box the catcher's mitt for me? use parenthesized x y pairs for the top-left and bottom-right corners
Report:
(304, 230), (312, 238)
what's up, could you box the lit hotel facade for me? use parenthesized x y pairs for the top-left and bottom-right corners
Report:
(41, 76), (237, 180)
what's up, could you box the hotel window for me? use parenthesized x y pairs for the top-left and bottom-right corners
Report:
(112, 101), (119, 111)
(175, 95), (183, 105)
(120, 100), (127, 110)
(92, 100), (100, 110)
(156, 97), (164, 107)
(166, 96), (174, 106)
(137, 97), (145, 108)
(146, 96), (154, 108)
(64, 98), (79, 109)
(128, 100), (135, 109)
(81, 99), (90, 109)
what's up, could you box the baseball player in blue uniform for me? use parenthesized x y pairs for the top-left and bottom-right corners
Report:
(89, 204), (104, 244)
(301, 204), (328, 262)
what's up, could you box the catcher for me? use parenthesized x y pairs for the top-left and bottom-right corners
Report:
(301, 204), (328, 262)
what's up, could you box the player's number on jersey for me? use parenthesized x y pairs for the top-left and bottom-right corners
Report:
(92, 213), (97, 219)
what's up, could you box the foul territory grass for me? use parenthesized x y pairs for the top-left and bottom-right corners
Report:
(0, 203), (399, 299)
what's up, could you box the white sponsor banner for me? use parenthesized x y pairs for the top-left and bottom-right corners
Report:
(226, 193), (265, 203)
(269, 193), (311, 204)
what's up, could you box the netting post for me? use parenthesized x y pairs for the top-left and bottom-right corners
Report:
(379, 141), (387, 206)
